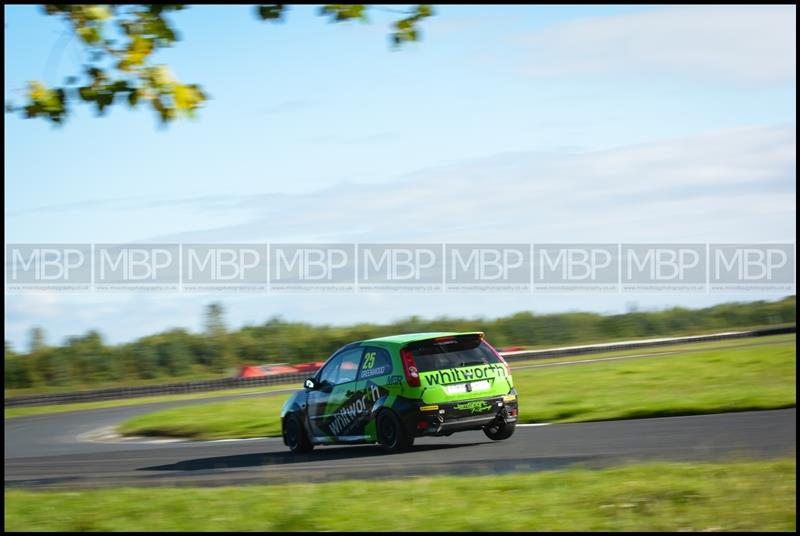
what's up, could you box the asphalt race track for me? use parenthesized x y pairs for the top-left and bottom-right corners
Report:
(5, 386), (796, 489)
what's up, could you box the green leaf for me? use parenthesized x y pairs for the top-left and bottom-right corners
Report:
(416, 5), (433, 17)
(84, 5), (112, 21)
(150, 65), (174, 87)
(173, 84), (206, 112)
(77, 26), (101, 45)
(257, 4), (285, 21)
(87, 67), (104, 81)
(128, 90), (140, 107)
(320, 5), (368, 23)
(111, 80), (129, 93)
(78, 87), (95, 101)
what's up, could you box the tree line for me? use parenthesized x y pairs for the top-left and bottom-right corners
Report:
(4, 296), (795, 391)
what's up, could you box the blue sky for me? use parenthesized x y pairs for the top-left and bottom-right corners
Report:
(4, 5), (796, 351)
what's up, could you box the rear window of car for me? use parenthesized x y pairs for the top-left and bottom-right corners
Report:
(409, 336), (502, 373)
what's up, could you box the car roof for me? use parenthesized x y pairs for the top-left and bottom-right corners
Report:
(359, 331), (484, 346)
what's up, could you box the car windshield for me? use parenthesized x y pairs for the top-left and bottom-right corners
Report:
(410, 337), (502, 373)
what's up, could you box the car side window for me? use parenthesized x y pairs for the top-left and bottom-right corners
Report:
(318, 353), (344, 385)
(358, 347), (393, 380)
(333, 348), (364, 385)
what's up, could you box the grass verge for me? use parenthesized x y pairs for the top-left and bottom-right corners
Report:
(514, 337), (795, 423)
(118, 337), (795, 440)
(4, 459), (796, 531)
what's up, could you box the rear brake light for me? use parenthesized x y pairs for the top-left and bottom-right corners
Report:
(485, 341), (511, 375)
(433, 336), (456, 343)
(400, 348), (421, 387)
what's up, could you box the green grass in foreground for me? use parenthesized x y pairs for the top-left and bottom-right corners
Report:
(118, 338), (796, 440)
(4, 459), (795, 531)
(4, 383), (298, 419)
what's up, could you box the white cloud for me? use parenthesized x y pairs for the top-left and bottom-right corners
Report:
(7, 124), (794, 245)
(518, 6), (796, 84)
(147, 123), (795, 244)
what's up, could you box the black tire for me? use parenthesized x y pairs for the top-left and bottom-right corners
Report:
(483, 420), (516, 441)
(284, 414), (314, 453)
(377, 410), (414, 453)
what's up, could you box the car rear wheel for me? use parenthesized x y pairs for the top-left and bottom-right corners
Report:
(483, 420), (515, 441)
(284, 414), (314, 453)
(377, 410), (414, 453)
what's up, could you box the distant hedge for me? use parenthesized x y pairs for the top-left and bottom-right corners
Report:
(4, 296), (795, 391)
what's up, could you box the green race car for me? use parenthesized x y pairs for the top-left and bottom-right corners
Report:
(281, 331), (518, 453)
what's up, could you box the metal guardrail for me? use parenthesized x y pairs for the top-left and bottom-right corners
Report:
(4, 373), (310, 408)
(5, 325), (794, 408)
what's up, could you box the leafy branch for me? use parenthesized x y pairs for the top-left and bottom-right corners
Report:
(6, 4), (435, 126)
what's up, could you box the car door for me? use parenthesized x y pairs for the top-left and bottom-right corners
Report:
(306, 352), (344, 440)
(352, 346), (394, 436)
(322, 347), (365, 441)
(306, 347), (364, 441)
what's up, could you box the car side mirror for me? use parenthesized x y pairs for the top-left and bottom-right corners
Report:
(304, 378), (317, 390)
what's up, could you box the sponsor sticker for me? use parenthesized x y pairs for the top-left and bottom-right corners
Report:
(453, 401), (494, 414)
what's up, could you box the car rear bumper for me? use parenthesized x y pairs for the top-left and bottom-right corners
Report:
(406, 392), (519, 437)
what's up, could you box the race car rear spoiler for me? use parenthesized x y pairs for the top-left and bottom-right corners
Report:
(404, 332), (485, 349)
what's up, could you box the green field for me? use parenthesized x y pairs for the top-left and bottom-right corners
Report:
(118, 336), (796, 440)
(4, 459), (795, 531)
